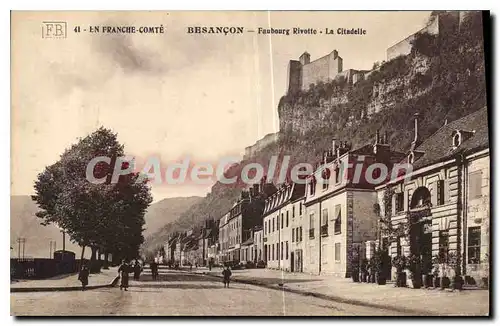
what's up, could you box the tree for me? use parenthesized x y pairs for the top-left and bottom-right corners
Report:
(32, 127), (152, 271)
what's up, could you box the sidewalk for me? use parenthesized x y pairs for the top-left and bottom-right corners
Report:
(189, 267), (489, 316)
(10, 267), (119, 292)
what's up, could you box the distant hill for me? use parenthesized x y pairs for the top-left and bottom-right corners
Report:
(143, 196), (202, 237)
(10, 195), (90, 259)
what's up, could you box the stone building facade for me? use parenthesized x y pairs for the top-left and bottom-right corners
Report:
(375, 107), (489, 285)
(263, 182), (306, 272)
(217, 183), (275, 264)
(303, 137), (406, 277)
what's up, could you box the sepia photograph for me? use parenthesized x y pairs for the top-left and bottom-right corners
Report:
(9, 10), (490, 317)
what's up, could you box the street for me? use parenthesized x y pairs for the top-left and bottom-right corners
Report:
(11, 270), (407, 316)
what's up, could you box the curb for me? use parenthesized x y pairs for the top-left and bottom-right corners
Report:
(190, 271), (438, 316)
(10, 275), (120, 293)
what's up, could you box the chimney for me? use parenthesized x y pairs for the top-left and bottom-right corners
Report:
(384, 131), (389, 144)
(413, 113), (420, 144)
(375, 130), (380, 145)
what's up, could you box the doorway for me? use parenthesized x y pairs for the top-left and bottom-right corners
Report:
(290, 252), (295, 272)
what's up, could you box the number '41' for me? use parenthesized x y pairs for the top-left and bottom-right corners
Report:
(74, 26), (81, 33)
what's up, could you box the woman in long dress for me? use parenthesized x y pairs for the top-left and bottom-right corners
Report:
(118, 260), (130, 291)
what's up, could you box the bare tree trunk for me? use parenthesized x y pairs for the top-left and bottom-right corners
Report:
(80, 245), (86, 261)
(90, 246), (100, 273)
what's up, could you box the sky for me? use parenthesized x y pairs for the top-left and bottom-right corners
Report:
(11, 11), (431, 201)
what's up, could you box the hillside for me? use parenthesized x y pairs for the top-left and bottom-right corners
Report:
(143, 196), (202, 237)
(10, 195), (91, 259)
(144, 11), (488, 245)
(141, 186), (240, 253)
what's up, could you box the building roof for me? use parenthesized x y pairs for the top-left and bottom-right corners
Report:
(410, 107), (489, 170)
(241, 237), (254, 246)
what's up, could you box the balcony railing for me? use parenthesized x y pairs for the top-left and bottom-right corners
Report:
(309, 228), (315, 239)
(321, 224), (328, 236)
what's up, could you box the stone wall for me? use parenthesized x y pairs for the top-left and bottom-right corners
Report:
(301, 51), (343, 91)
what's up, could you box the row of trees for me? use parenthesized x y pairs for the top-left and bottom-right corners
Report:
(32, 127), (153, 271)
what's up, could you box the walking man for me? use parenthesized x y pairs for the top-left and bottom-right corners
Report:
(78, 263), (90, 291)
(222, 266), (232, 288)
(133, 261), (142, 281)
(150, 261), (158, 280)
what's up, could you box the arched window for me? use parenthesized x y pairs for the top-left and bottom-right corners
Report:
(309, 176), (317, 196)
(408, 152), (415, 164)
(322, 168), (331, 190)
(453, 133), (461, 148)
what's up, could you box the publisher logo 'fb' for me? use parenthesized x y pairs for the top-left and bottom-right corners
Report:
(42, 22), (67, 38)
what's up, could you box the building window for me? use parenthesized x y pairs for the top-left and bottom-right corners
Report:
(335, 166), (341, 184)
(439, 230), (449, 262)
(273, 218), (275, 232)
(286, 211), (289, 227)
(334, 243), (341, 262)
(395, 192), (404, 213)
(277, 243), (280, 260)
(292, 228), (295, 242)
(286, 242), (289, 260)
(469, 171), (483, 199)
(272, 244), (274, 260)
(321, 208), (328, 236)
(468, 227), (481, 264)
(293, 205), (295, 218)
(281, 214), (284, 229)
(281, 242), (284, 260)
(453, 133), (461, 148)
(322, 244), (328, 263)
(299, 202), (303, 216)
(437, 180), (445, 205)
(300, 227), (303, 241)
(322, 168), (330, 190)
(309, 177), (316, 196)
(334, 204), (342, 234)
(309, 213), (315, 239)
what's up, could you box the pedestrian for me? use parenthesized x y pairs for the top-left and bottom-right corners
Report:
(118, 260), (130, 291)
(150, 261), (158, 280)
(222, 266), (232, 288)
(133, 261), (142, 281)
(78, 263), (90, 291)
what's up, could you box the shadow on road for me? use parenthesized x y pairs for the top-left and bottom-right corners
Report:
(129, 283), (257, 291)
(134, 273), (215, 283)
